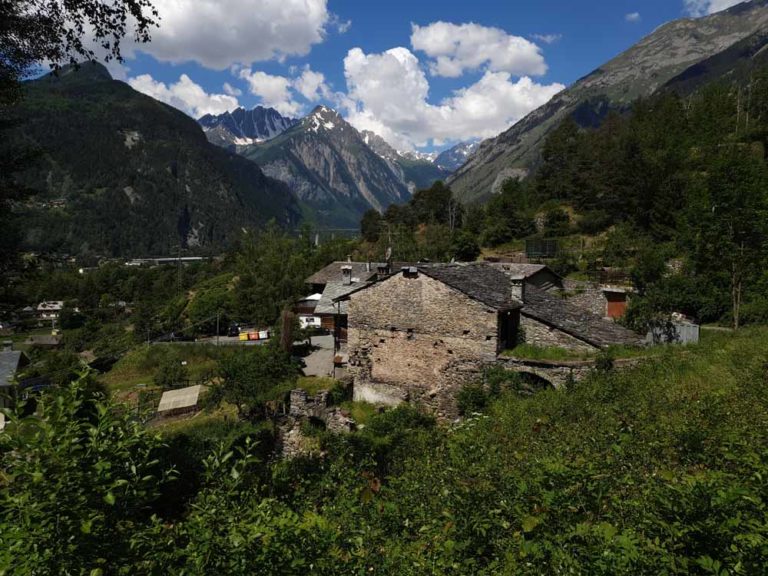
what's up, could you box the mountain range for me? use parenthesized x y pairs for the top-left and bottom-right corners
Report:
(238, 106), (412, 227)
(198, 106), (297, 148)
(199, 107), (454, 226)
(6, 63), (301, 257)
(449, 0), (768, 202)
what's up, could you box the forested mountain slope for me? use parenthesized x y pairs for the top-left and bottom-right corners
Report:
(6, 63), (302, 257)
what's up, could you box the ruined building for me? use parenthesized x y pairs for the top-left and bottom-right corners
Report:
(336, 263), (642, 418)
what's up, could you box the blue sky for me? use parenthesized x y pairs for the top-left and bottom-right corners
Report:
(115, 0), (745, 151)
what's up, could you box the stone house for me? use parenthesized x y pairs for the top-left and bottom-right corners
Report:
(305, 261), (388, 339)
(337, 263), (641, 418)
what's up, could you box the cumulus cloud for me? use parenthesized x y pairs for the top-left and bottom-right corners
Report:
(625, 12), (642, 22)
(531, 33), (562, 44)
(126, 0), (330, 69)
(294, 66), (330, 101)
(128, 74), (239, 118)
(683, 0), (745, 16)
(236, 66), (330, 116)
(223, 82), (242, 97)
(237, 69), (300, 116)
(341, 47), (564, 150)
(410, 21), (548, 78)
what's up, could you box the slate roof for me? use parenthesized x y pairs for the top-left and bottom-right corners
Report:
(418, 263), (523, 311)
(306, 262), (378, 287)
(315, 280), (369, 315)
(488, 263), (550, 277)
(0, 349), (23, 387)
(522, 286), (643, 348)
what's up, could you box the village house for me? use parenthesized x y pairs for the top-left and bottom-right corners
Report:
(303, 261), (386, 341)
(295, 293), (322, 329)
(36, 300), (64, 321)
(336, 262), (642, 418)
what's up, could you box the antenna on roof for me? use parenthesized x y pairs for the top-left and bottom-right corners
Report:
(385, 246), (392, 262)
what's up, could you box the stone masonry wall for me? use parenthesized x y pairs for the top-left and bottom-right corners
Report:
(347, 272), (501, 419)
(521, 315), (598, 353)
(561, 279), (607, 318)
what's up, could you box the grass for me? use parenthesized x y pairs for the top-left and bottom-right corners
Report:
(502, 332), (719, 362)
(101, 343), (221, 394)
(340, 401), (379, 426)
(296, 376), (338, 395)
(500, 343), (596, 361)
(152, 403), (239, 435)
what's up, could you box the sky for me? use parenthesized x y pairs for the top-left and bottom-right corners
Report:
(107, 0), (748, 152)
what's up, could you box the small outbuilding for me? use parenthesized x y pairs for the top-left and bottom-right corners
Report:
(156, 384), (203, 417)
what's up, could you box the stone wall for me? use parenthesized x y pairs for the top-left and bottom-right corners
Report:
(521, 315), (597, 352)
(561, 279), (607, 318)
(347, 272), (501, 419)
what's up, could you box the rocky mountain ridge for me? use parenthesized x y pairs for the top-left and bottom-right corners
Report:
(198, 106), (296, 148)
(240, 106), (412, 227)
(448, 0), (768, 202)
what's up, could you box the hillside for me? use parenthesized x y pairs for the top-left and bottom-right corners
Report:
(241, 106), (411, 227)
(449, 0), (768, 202)
(6, 63), (301, 257)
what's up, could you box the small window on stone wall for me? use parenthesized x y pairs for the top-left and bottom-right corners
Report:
(485, 335), (492, 341)
(463, 329), (470, 335)
(407, 328), (414, 340)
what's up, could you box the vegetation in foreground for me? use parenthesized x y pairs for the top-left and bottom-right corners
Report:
(2, 328), (767, 574)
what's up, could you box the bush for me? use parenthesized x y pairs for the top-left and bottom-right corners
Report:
(457, 384), (490, 415)
(578, 210), (612, 234)
(154, 356), (188, 389)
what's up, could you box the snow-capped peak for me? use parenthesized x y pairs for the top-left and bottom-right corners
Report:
(304, 105), (343, 133)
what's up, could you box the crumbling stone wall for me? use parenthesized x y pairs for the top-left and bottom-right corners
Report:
(348, 272), (500, 419)
(278, 389), (356, 459)
(521, 315), (597, 353)
(561, 279), (607, 318)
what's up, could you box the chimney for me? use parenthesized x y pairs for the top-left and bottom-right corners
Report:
(341, 265), (353, 285)
(2, 340), (12, 352)
(377, 263), (390, 276)
(510, 275), (526, 302)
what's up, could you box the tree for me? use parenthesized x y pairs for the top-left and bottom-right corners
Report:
(216, 347), (299, 418)
(154, 356), (188, 389)
(451, 231), (481, 262)
(0, 379), (173, 574)
(1, 0), (158, 105)
(686, 150), (768, 329)
(360, 209), (383, 243)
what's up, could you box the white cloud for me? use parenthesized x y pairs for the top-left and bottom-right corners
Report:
(293, 66), (330, 101)
(238, 69), (300, 116)
(683, 0), (744, 16)
(329, 13), (352, 34)
(237, 65), (330, 116)
(223, 82), (242, 97)
(625, 12), (642, 22)
(128, 74), (239, 118)
(342, 47), (564, 150)
(531, 33), (562, 44)
(410, 21), (547, 78)
(127, 0), (330, 69)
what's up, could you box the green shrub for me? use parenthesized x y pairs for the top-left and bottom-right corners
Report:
(457, 383), (489, 415)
